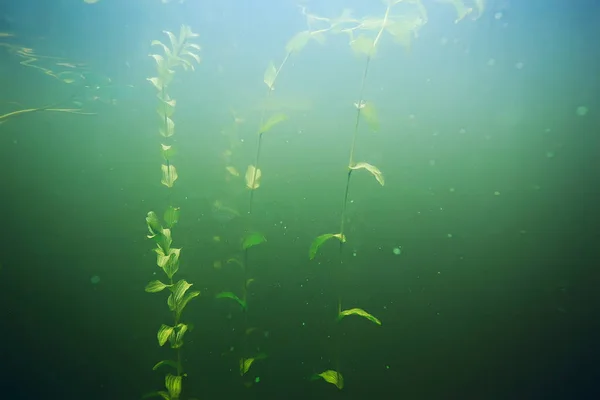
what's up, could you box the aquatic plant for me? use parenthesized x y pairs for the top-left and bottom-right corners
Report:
(307, 0), (429, 390)
(213, 19), (331, 385)
(143, 25), (201, 400)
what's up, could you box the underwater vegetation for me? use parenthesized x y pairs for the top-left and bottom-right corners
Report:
(143, 25), (201, 400)
(5, 0), (490, 396)
(0, 32), (124, 125)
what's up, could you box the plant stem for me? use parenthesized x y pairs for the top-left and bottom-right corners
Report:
(333, 3), (392, 383)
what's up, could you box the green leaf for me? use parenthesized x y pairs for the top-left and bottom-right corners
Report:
(145, 280), (171, 293)
(171, 279), (193, 305)
(171, 323), (188, 349)
(161, 164), (178, 188)
(350, 35), (375, 57)
(162, 248), (181, 279)
(160, 143), (176, 161)
(338, 307), (382, 325)
(216, 291), (246, 310)
(285, 30), (311, 54)
(259, 113), (287, 134)
(263, 61), (277, 90)
(361, 102), (379, 132)
(314, 370), (344, 389)
(163, 206), (180, 228)
(309, 233), (346, 260)
(240, 353), (267, 376)
(165, 374), (182, 400)
(242, 232), (266, 250)
(350, 162), (384, 186)
(159, 116), (175, 137)
(157, 324), (175, 346)
(152, 360), (180, 372)
(177, 290), (200, 315)
(146, 211), (163, 237)
(157, 97), (176, 118)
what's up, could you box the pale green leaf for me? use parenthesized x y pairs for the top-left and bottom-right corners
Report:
(159, 116), (175, 137)
(162, 248), (180, 279)
(171, 279), (193, 305)
(160, 143), (176, 161)
(157, 97), (176, 118)
(177, 290), (200, 315)
(316, 370), (344, 389)
(263, 61), (277, 90)
(171, 323), (188, 349)
(161, 164), (178, 188)
(146, 211), (163, 237)
(165, 374), (182, 400)
(309, 233), (346, 260)
(216, 291), (246, 310)
(338, 307), (382, 325)
(350, 162), (384, 186)
(152, 360), (179, 372)
(157, 324), (174, 346)
(163, 206), (180, 228)
(361, 102), (379, 132)
(285, 30), (311, 54)
(242, 232), (266, 250)
(145, 280), (171, 293)
(259, 113), (287, 134)
(350, 35), (375, 57)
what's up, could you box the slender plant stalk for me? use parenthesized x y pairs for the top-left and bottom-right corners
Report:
(332, 3), (392, 385)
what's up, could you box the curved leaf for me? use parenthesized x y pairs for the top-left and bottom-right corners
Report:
(350, 162), (384, 186)
(146, 211), (163, 237)
(309, 233), (346, 260)
(338, 307), (382, 325)
(171, 323), (188, 349)
(161, 164), (178, 188)
(285, 30), (311, 54)
(245, 165), (262, 190)
(145, 280), (171, 293)
(263, 61), (277, 90)
(163, 206), (180, 228)
(259, 113), (287, 134)
(177, 290), (200, 317)
(157, 324), (174, 346)
(152, 360), (179, 372)
(315, 370), (344, 389)
(165, 374), (182, 400)
(361, 102), (379, 132)
(171, 279), (193, 305)
(242, 232), (266, 250)
(216, 291), (246, 310)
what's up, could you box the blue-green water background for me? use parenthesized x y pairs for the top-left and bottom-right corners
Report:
(1, 0), (599, 399)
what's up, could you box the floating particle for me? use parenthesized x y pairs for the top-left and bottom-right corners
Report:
(459, 128), (466, 134)
(447, 234), (453, 238)
(494, 12), (503, 20)
(546, 151), (555, 158)
(429, 159), (436, 166)
(494, 191), (500, 196)
(576, 106), (588, 116)
(515, 62), (524, 69)
(449, 187), (455, 192)
(392, 247), (402, 255)
(487, 58), (496, 66)
(90, 275), (100, 284)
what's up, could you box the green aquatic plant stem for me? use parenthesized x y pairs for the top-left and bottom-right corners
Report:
(333, 2), (392, 386)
